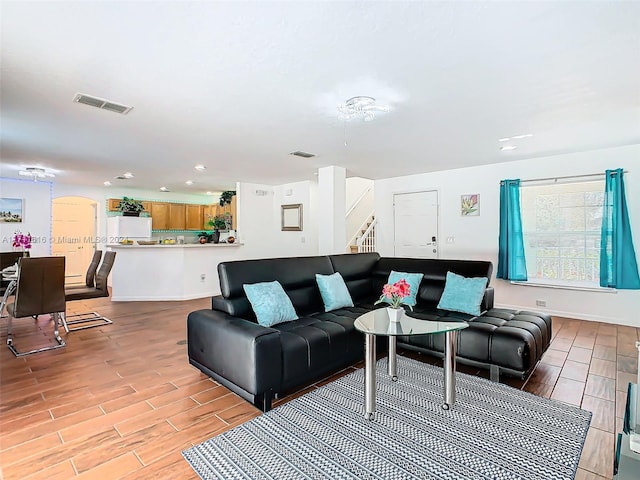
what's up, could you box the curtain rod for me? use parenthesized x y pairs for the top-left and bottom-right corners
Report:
(501, 170), (630, 185)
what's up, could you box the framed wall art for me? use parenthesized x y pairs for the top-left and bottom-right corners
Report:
(281, 204), (303, 231)
(0, 198), (23, 223)
(461, 194), (479, 216)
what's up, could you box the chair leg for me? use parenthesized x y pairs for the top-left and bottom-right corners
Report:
(63, 311), (112, 331)
(59, 312), (69, 333)
(6, 312), (66, 357)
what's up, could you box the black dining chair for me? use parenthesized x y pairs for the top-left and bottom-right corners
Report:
(1, 251), (23, 295)
(66, 249), (102, 290)
(6, 256), (68, 357)
(63, 251), (116, 331)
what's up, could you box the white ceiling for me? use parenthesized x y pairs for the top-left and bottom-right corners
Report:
(1, 1), (639, 194)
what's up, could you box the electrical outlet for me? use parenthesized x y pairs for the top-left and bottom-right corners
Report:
(535, 300), (547, 307)
(200, 273), (206, 282)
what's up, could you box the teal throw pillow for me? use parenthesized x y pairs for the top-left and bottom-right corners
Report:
(387, 270), (423, 307)
(316, 272), (354, 312)
(437, 271), (487, 316)
(243, 281), (298, 327)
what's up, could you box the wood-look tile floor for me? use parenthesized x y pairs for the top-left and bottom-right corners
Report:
(0, 297), (635, 479)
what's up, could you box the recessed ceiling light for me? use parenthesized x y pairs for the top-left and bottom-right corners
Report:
(160, 186), (170, 192)
(500, 145), (518, 151)
(194, 164), (206, 171)
(122, 172), (134, 179)
(103, 181), (112, 186)
(185, 180), (194, 186)
(498, 138), (510, 142)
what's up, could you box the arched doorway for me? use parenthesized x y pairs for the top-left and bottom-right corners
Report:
(52, 196), (97, 285)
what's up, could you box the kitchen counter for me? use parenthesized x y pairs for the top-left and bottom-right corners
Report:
(106, 242), (245, 301)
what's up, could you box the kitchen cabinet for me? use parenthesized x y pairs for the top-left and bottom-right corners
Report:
(169, 203), (186, 230)
(202, 204), (216, 229)
(150, 202), (170, 230)
(185, 204), (203, 230)
(108, 198), (121, 211)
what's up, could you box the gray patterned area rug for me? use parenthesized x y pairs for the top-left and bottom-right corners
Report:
(183, 356), (591, 480)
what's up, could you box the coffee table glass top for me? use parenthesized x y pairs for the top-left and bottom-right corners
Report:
(354, 308), (468, 337)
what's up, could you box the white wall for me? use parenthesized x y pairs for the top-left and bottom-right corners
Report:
(236, 180), (318, 260)
(0, 178), (53, 256)
(346, 177), (374, 212)
(374, 144), (640, 327)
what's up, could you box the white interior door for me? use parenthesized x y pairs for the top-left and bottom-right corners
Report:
(393, 190), (439, 258)
(52, 197), (97, 284)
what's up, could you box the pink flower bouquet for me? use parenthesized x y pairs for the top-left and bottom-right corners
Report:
(374, 279), (413, 310)
(12, 231), (32, 252)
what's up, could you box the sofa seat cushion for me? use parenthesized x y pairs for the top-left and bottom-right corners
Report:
(272, 314), (363, 390)
(395, 307), (551, 377)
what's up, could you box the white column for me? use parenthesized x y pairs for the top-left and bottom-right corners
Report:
(318, 166), (346, 255)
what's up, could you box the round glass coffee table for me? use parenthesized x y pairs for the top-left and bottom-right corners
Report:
(354, 308), (468, 420)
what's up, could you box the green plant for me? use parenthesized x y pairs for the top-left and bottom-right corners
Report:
(219, 190), (236, 207)
(117, 197), (145, 213)
(207, 214), (227, 230)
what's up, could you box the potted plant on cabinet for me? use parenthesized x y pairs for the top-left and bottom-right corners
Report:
(117, 197), (145, 216)
(207, 214), (227, 244)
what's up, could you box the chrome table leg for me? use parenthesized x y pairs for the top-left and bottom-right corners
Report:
(364, 333), (376, 420)
(442, 329), (458, 410)
(388, 336), (397, 381)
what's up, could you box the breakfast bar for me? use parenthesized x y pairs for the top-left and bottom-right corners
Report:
(107, 243), (244, 301)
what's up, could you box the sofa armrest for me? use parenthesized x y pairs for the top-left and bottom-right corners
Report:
(481, 287), (494, 312)
(187, 309), (282, 396)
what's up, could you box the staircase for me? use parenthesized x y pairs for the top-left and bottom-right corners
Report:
(348, 215), (376, 253)
(344, 178), (375, 253)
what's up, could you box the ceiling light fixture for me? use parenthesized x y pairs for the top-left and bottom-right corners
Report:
(18, 167), (55, 181)
(122, 172), (134, 179)
(206, 191), (214, 195)
(194, 164), (206, 171)
(500, 145), (518, 151)
(103, 181), (112, 186)
(338, 96), (389, 122)
(185, 180), (194, 186)
(160, 186), (170, 192)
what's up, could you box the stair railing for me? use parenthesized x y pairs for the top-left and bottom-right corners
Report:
(356, 217), (377, 253)
(346, 211), (374, 252)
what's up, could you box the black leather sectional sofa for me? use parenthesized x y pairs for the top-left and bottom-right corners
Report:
(187, 253), (551, 411)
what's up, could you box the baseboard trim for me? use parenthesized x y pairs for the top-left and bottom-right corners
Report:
(495, 302), (637, 327)
(111, 293), (213, 302)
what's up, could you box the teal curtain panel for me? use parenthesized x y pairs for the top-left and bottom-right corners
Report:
(600, 168), (640, 289)
(497, 179), (527, 281)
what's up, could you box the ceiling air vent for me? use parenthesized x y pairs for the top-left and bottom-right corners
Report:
(290, 151), (316, 158)
(73, 93), (133, 115)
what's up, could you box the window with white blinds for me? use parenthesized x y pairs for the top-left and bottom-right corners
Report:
(520, 179), (604, 287)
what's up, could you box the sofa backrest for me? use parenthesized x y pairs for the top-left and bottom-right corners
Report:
(213, 253), (494, 319)
(216, 255), (334, 320)
(373, 257), (493, 308)
(328, 252), (380, 302)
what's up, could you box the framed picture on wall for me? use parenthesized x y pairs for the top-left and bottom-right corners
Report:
(281, 204), (303, 231)
(0, 198), (23, 223)
(461, 194), (479, 216)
